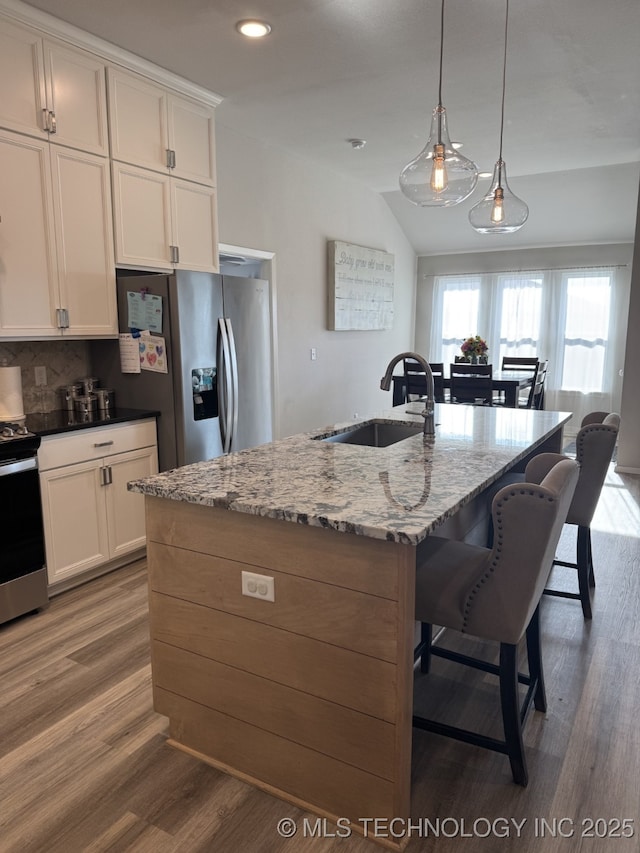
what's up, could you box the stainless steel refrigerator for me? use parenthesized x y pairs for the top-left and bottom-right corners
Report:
(90, 270), (273, 471)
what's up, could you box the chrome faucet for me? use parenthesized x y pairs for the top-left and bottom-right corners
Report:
(380, 352), (435, 436)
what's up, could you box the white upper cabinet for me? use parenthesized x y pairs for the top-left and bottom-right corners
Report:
(43, 39), (109, 155)
(0, 19), (108, 155)
(111, 161), (218, 272)
(107, 67), (216, 186)
(50, 145), (117, 336)
(0, 130), (59, 336)
(0, 128), (117, 339)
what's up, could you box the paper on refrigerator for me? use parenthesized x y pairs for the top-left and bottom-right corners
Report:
(118, 333), (141, 373)
(139, 332), (168, 373)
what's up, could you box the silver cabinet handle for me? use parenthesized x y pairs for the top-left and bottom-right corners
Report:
(42, 108), (49, 132)
(166, 149), (172, 168)
(170, 245), (179, 264)
(49, 110), (57, 133)
(93, 441), (114, 448)
(56, 307), (70, 328)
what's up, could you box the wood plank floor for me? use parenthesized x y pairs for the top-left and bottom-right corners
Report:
(1, 465), (639, 853)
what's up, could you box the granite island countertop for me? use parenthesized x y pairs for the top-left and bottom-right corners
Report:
(128, 404), (572, 546)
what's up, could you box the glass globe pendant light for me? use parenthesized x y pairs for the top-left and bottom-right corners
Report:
(399, 0), (478, 207)
(469, 0), (528, 233)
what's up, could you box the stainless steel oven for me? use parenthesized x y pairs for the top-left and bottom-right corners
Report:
(0, 422), (48, 625)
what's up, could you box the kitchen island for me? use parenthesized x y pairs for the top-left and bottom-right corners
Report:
(129, 404), (570, 850)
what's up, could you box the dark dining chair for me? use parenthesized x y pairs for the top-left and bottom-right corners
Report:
(532, 360), (548, 409)
(498, 357), (538, 407)
(413, 456), (579, 786)
(403, 359), (445, 402)
(449, 362), (493, 405)
(501, 356), (538, 370)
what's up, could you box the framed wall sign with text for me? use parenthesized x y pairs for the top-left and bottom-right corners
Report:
(327, 240), (395, 331)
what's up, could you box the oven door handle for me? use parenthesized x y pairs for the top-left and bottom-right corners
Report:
(0, 457), (38, 477)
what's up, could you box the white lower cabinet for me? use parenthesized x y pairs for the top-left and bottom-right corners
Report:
(38, 419), (158, 587)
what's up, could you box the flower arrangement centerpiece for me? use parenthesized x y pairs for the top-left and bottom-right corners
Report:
(461, 335), (489, 363)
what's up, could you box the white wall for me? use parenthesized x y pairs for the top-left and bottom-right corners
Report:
(215, 124), (417, 437)
(617, 188), (640, 472)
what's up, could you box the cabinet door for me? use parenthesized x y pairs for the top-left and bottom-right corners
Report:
(111, 161), (172, 269)
(105, 445), (158, 559)
(40, 459), (109, 584)
(107, 67), (168, 173)
(0, 19), (47, 139)
(43, 40), (108, 156)
(50, 145), (117, 336)
(168, 95), (216, 186)
(0, 129), (59, 338)
(171, 179), (219, 273)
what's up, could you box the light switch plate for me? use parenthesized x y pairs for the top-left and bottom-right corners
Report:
(241, 570), (275, 602)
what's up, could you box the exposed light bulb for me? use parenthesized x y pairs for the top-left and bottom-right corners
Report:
(430, 144), (447, 192)
(491, 187), (505, 223)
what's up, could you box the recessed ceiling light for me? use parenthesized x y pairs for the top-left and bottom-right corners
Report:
(347, 138), (367, 149)
(478, 171), (493, 178)
(236, 20), (272, 38)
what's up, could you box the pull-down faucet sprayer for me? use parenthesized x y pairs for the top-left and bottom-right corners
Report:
(380, 352), (435, 437)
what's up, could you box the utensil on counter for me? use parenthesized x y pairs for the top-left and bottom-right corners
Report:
(74, 394), (97, 418)
(95, 388), (115, 413)
(60, 383), (83, 411)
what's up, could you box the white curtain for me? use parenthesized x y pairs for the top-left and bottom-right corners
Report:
(431, 267), (628, 430)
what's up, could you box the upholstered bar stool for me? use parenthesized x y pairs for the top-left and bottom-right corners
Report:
(413, 457), (579, 786)
(529, 412), (620, 618)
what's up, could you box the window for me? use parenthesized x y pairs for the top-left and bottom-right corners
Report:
(495, 274), (543, 366)
(438, 277), (480, 367)
(430, 267), (621, 424)
(561, 274), (611, 392)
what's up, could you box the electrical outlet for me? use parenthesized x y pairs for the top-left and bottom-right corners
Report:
(34, 366), (47, 386)
(310, 347), (317, 361)
(241, 570), (275, 602)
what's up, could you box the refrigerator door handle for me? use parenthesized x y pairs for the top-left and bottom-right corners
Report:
(225, 318), (240, 453)
(217, 318), (234, 454)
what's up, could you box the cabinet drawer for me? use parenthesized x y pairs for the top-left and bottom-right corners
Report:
(39, 419), (156, 471)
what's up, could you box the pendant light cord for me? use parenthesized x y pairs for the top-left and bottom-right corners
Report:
(437, 0), (444, 108)
(498, 0), (509, 164)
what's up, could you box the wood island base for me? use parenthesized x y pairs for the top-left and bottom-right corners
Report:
(145, 495), (416, 851)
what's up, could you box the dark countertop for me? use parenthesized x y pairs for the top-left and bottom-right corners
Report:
(25, 408), (159, 437)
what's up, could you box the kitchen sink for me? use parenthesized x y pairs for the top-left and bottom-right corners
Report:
(317, 420), (423, 447)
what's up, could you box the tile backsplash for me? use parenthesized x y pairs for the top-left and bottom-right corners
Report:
(0, 340), (91, 415)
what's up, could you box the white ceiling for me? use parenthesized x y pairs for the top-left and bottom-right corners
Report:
(21, 0), (640, 254)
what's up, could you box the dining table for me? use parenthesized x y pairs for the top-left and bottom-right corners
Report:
(392, 369), (534, 408)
